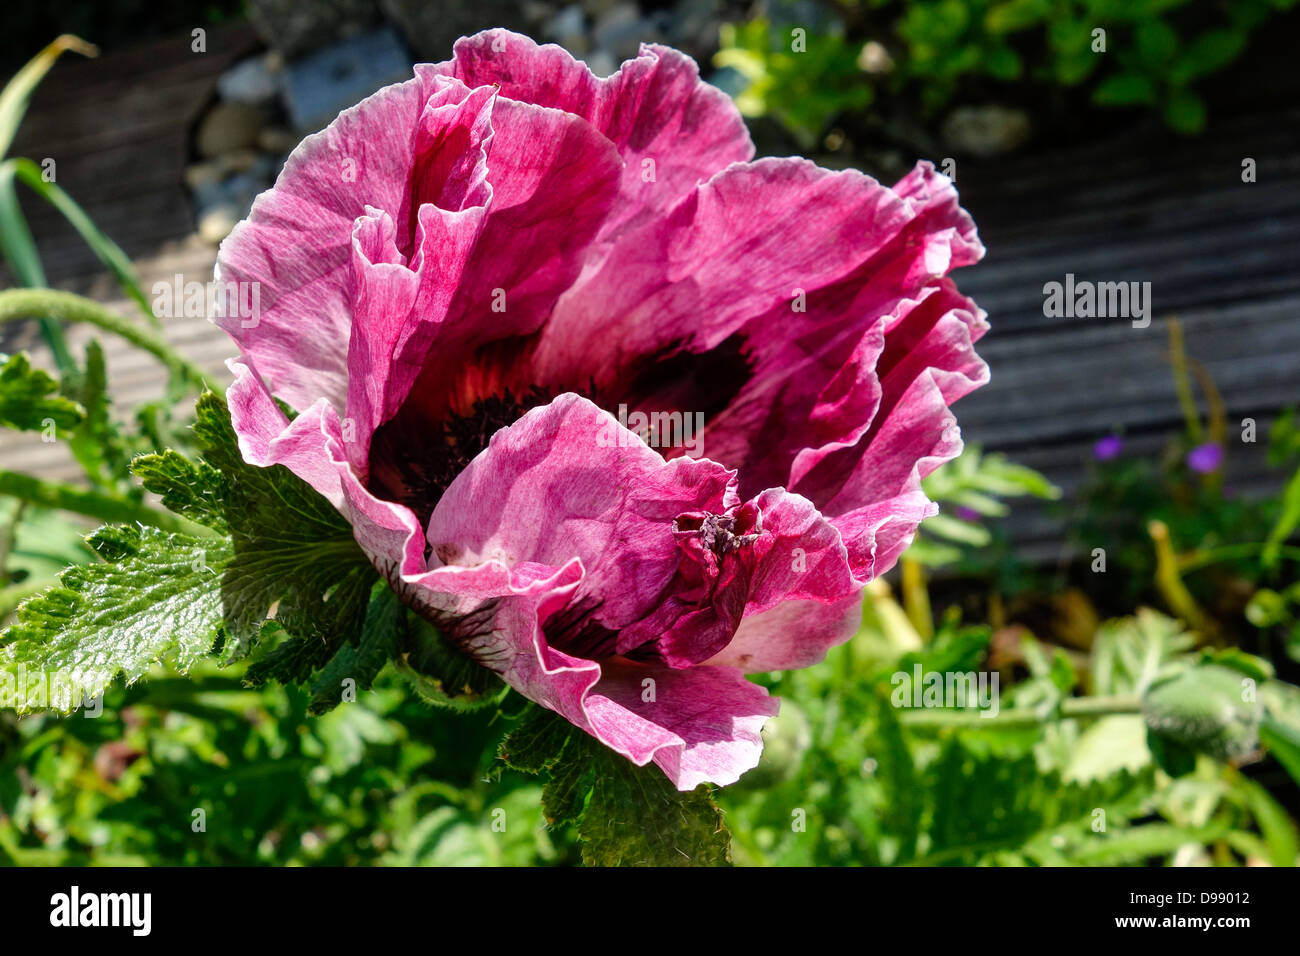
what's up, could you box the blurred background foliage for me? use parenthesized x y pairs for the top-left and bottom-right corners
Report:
(717, 0), (1299, 153)
(2, 0), (1299, 866)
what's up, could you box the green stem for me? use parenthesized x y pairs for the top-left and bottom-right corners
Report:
(1150, 518), (1212, 638)
(1166, 316), (1203, 444)
(0, 469), (214, 537)
(0, 288), (221, 397)
(897, 694), (1143, 728)
(899, 557), (934, 641)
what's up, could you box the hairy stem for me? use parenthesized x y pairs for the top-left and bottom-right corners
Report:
(897, 694), (1144, 728)
(0, 288), (220, 397)
(0, 469), (215, 537)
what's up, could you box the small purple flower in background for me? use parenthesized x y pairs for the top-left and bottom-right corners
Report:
(954, 506), (981, 522)
(211, 31), (988, 789)
(1187, 442), (1224, 474)
(1092, 434), (1123, 461)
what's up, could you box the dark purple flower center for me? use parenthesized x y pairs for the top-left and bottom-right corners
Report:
(366, 330), (755, 530)
(368, 384), (558, 526)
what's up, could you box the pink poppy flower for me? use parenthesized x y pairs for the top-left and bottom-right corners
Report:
(212, 30), (988, 789)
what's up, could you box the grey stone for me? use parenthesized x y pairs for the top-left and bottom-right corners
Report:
(548, 4), (587, 39)
(521, 2), (554, 26)
(257, 126), (300, 155)
(189, 180), (227, 210)
(197, 202), (242, 245)
(217, 56), (281, 106)
(660, 0), (722, 62)
(283, 28), (413, 134)
(582, 0), (622, 19)
(183, 162), (224, 192)
(223, 173), (266, 208)
(664, 0), (719, 38)
(586, 50), (618, 78)
(547, 5), (589, 55)
(215, 148), (262, 174)
(195, 103), (266, 159)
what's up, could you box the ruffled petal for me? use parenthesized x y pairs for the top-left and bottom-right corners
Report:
(214, 71), (448, 412)
(357, 95), (624, 471)
(426, 392), (736, 632)
(226, 358), (345, 507)
(423, 29), (753, 233)
(342, 82), (497, 464)
(585, 658), (778, 789)
(533, 157), (922, 390)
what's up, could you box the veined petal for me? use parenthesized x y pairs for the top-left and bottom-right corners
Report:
(426, 392), (736, 631)
(215, 70), (449, 412)
(423, 29), (753, 232)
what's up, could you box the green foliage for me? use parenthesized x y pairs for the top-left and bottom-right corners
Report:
(716, 0), (1290, 145)
(61, 340), (137, 496)
(719, 608), (1299, 865)
(0, 663), (573, 866)
(0, 351), (81, 432)
(911, 445), (1059, 567)
(1143, 664), (1263, 763)
(1090, 607), (1194, 697)
(1074, 450), (1281, 611)
(2, 391), (380, 714)
(308, 581), (404, 715)
(501, 705), (731, 866)
(129, 449), (227, 534)
(181, 391), (377, 659)
(715, 18), (873, 147)
(1, 526), (231, 711)
(395, 609), (507, 713)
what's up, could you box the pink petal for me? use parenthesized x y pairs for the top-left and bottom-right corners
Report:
(354, 94), (624, 467)
(707, 591), (864, 674)
(226, 358), (345, 507)
(423, 29), (753, 231)
(585, 658), (778, 790)
(215, 71), (448, 413)
(426, 392), (736, 632)
(533, 157), (922, 389)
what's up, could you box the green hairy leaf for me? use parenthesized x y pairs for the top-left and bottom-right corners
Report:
(0, 351), (82, 432)
(308, 581), (405, 715)
(1, 526), (231, 712)
(394, 610), (506, 712)
(501, 706), (731, 866)
(186, 391), (378, 659)
(63, 339), (134, 493)
(3, 389), (386, 710)
(131, 448), (227, 533)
